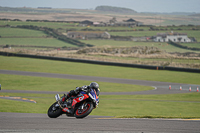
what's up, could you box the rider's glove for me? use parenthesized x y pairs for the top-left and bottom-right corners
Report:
(81, 85), (88, 92)
(74, 86), (88, 94)
(75, 87), (82, 94)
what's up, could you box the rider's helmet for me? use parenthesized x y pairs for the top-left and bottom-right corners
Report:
(89, 82), (100, 96)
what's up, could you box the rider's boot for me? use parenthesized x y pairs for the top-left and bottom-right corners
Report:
(66, 101), (72, 108)
(63, 107), (72, 114)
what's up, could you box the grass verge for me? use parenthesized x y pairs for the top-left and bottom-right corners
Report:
(92, 93), (200, 118)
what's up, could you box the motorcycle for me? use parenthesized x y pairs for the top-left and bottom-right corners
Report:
(47, 88), (99, 119)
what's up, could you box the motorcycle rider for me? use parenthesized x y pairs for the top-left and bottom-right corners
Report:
(61, 82), (100, 111)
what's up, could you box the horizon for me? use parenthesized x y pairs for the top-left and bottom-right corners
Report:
(0, 0), (200, 13)
(1, 6), (199, 14)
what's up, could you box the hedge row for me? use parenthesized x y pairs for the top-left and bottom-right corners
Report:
(169, 40), (200, 51)
(66, 27), (200, 32)
(0, 18), (22, 21)
(0, 44), (79, 50)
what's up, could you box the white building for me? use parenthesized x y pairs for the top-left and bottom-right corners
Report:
(154, 32), (192, 43)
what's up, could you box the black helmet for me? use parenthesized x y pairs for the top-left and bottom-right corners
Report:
(89, 82), (100, 96)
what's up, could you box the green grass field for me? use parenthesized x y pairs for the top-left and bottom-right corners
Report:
(0, 27), (47, 37)
(0, 56), (200, 118)
(0, 27), (77, 47)
(0, 92), (200, 118)
(181, 42), (200, 48)
(0, 38), (76, 47)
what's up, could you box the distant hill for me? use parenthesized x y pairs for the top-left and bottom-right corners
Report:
(95, 6), (137, 14)
(141, 12), (197, 15)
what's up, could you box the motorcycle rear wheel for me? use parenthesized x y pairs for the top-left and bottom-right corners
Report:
(47, 102), (62, 118)
(74, 102), (93, 119)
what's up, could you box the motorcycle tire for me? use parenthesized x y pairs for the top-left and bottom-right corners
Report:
(74, 102), (93, 119)
(47, 102), (62, 118)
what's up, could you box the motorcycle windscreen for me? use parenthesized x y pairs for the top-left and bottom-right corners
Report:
(89, 89), (99, 103)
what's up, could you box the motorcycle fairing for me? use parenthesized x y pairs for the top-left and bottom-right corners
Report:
(62, 93), (89, 113)
(71, 93), (89, 109)
(61, 89), (99, 113)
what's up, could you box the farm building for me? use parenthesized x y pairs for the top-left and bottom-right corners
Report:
(79, 20), (93, 26)
(122, 18), (143, 26)
(78, 18), (143, 27)
(154, 32), (193, 43)
(110, 18), (143, 26)
(67, 31), (110, 39)
(93, 21), (106, 27)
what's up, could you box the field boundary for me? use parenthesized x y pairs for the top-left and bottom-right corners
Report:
(0, 51), (200, 73)
(169, 41), (200, 51)
(0, 44), (79, 50)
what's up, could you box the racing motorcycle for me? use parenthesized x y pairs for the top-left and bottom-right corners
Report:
(47, 88), (99, 119)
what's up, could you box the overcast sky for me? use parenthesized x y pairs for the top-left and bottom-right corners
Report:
(0, 0), (200, 13)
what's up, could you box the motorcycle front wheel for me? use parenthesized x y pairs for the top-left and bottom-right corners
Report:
(74, 102), (93, 119)
(47, 102), (62, 118)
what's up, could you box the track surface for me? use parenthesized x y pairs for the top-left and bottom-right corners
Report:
(1, 69), (200, 133)
(0, 112), (199, 133)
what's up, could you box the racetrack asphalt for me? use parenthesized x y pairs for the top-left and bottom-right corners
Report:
(1, 69), (200, 133)
(0, 112), (199, 133)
